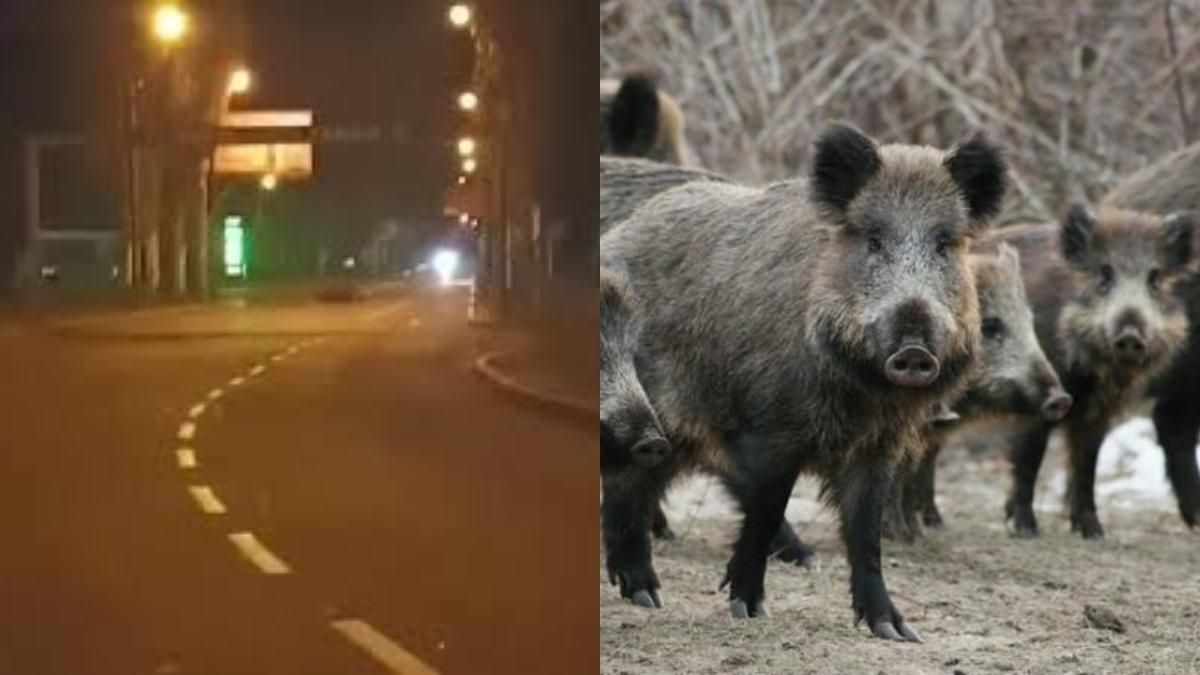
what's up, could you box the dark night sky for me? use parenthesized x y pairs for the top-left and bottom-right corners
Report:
(0, 0), (465, 280)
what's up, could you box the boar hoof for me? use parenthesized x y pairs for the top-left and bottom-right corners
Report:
(630, 589), (663, 609)
(920, 506), (944, 529)
(611, 563), (662, 607)
(1177, 501), (1200, 529)
(857, 604), (922, 642)
(1071, 512), (1105, 540)
(769, 524), (818, 568)
(870, 618), (923, 643)
(1005, 500), (1038, 538)
(775, 541), (817, 568)
(651, 520), (676, 541)
(730, 597), (768, 619)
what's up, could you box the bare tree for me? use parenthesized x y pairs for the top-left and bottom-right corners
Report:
(601, 0), (1200, 223)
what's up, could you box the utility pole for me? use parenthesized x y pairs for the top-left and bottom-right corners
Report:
(18, 138), (40, 291)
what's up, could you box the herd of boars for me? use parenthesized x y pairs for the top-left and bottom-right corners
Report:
(598, 75), (1200, 642)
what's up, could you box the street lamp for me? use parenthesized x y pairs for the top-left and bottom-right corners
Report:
(260, 173), (278, 191)
(462, 157), (477, 174)
(448, 4), (472, 28)
(228, 67), (252, 95)
(457, 175), (467, 185)
(457, 137), (476, 157)
(152, 5), (189, 45)
(457, 91), (478, 111)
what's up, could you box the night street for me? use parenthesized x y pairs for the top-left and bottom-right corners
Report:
(0, 287), (596, 674)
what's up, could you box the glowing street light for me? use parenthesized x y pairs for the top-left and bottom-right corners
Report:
(457, 91), (478, 111)
(457, 176), (467, 185)
(457, 137), (476, 157)
(260, 173), (278, 191)
(152, 5), (189, 45)
(458, 213), (470, 225)
(462, 157), (477, 174)
(228, 67), (252, 95)
(448, 4), (472, 28)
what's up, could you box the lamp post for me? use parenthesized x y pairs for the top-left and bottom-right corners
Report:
(201, 65), (253, 297)
(127, 4), (191, 291)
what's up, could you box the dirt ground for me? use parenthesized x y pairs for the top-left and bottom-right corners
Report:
(600, 419), (1200, 675)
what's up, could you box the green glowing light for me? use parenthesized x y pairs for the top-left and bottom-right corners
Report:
(223, 216), (246, 277)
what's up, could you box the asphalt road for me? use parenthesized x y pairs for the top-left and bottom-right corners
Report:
(0, 285), (597, 674)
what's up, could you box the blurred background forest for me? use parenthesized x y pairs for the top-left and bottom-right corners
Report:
(600, 0), (1200, 223)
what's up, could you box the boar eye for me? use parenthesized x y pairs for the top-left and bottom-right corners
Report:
(1098, 264), (1115, 293)
(1148, 268), (1161, 290)
(981, 317), (1005, 341)
(867, 236), (883, 253)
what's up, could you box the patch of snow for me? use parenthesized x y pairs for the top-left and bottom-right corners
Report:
(1038, 416), (1189, 514)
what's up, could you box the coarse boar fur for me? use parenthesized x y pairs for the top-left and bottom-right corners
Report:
(600, 123), (1007, 641)
(996, 206), (1194, 539)
(882, 242), (1072, 541)
(1102, 145), (1200, 528)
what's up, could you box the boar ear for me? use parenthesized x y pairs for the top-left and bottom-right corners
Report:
(1161, 211), (1195, 270)
(944, 132), (1008, 223)
(610, 74), (661, 156)
(1060, 204), (1096, 265)
(810, 122), (881, 213)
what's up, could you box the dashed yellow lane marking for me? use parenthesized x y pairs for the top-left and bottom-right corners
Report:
(188, 486), (226, 514)
(188, 403), (206, 419)
(330, 619), (440, 675)
(228, 532), (292, 575)
(228, 375), (246, 387)
(178, 422), (197, 441)
(176, 448), (197, 469)
(207, 388), (224, 401)
(249, 364), (267, 377)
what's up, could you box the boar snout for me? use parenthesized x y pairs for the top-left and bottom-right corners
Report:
(884, 344), (941, 388)
(1113, 326), (1147, 364)
(1040, 388), (1073, 421)
(630, 434), (671, 468)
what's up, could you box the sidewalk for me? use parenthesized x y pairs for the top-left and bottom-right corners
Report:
(4, 280), (412, 340)
(470, 292), (598, 427)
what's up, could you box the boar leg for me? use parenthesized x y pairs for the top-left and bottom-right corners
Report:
(602, 469), (665, 608)
(650, 500), (676, 540)
(1152, 396), (1200, 529)
(1005, 422), (1051, 538)
(881, 467), (916, 543)
(837, 456), (921, 642)
(1065, 418), (1108, 540)
(721, 462), (801, 618)
(769, 520), (817, 567)
(913, 443), (943, 529)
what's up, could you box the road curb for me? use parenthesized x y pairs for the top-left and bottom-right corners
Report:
(471, 350), (595, 427)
